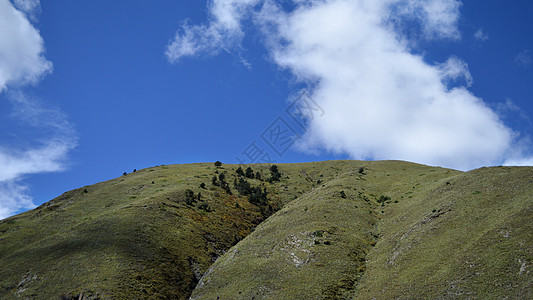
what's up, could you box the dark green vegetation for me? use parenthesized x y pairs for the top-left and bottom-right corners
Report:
(0, 161), (531, 299)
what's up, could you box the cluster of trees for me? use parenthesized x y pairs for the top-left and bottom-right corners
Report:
(184, 189), (212, 211)
(267, 165), (281, 183)
(235, 165), (281, 183)
(248, 186), (268, 206)
(206, 163), (283, 217)
(235, 166), (260, 180)
(233, 176), (268, 208)
(234, 177), (252, 195)
(212, 173), (232, 194)
(185, 189), (202, 205)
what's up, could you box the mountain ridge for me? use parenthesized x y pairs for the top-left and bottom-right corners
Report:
(0, 160), (531, 299)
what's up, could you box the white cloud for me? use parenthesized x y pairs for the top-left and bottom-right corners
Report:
(12, 0), (41, 20)
(0, 0), (51, 92)
(503, 136), (533, 167)
(437, 56), (473, 87)
(0, 1), (76, 219)
(0, 181), (34, 220)
(166, 0), (261, 63)
(514, 50), (531, 68)
(496, 98), (530, 122)
(167, 0), (529, 171)
(0, 93), (77, 219)
(504, 157), (533, 167)
(473, 28), (488, 42)
(389, 0), (462, 40)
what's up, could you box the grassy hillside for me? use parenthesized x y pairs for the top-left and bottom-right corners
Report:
(0, 160), (531, 299)
(191, 162), (532, 299)
(358, 166), (533, 299)
(0, 161), (344, 299)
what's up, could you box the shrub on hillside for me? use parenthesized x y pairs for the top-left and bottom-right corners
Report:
(245, 167), (255, 179)
(267, 165), (281, 183)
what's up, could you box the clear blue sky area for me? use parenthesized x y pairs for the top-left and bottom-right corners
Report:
(1, 0), (532, 218)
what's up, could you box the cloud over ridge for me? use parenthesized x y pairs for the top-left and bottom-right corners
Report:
(166, 0), (529, 170)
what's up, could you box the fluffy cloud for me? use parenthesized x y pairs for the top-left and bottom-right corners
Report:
(167, 0), (528, 170)
(0, 0), (76, 219)
(12, 0), (41, 20)
(166, 0), (261, 63)
(0, 0), (51, 92)
(13, 0), (40, 12)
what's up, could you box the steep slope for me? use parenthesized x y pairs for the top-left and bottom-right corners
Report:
(190, 161), (460, 299)
(357, 166), (533, 299)
(0, 161), (347, 299)
(190, 163), (532, 299)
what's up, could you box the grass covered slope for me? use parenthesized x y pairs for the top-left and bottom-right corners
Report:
(191, 162), (532, 299)
(358, 166), (533, 299)
(190, 161), (461, 299)
(0, 160), (531, 299)
(0, 161), (346, 299)
(0, 163), (287, 299)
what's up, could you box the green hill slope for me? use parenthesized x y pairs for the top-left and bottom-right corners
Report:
(0, 160), (531, 299)
(0, 161), (344, 299)
(191, 163), (532, 299)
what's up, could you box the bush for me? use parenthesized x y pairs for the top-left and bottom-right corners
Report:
(236, 166), (244, 176)
(340, 190), (346, 198)
(222, 181), (232, 195)
(214, 161), (222, 167)
(185, 189), (197, 205)
(245, 167), (255, 179)
(378, 195), (391, 206)
(267, 165), (281, 183)
(248, 186), (268, 206)
(235, 177), (252, 195)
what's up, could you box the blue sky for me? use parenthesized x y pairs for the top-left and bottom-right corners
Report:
(0, 0), (532, 219)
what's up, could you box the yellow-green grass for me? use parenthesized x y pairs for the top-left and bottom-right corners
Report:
(0, 161), (344, 299)
(358, 166), (533, 299)
(1, 161), (531, 299)
(191, 160), (460, 299)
